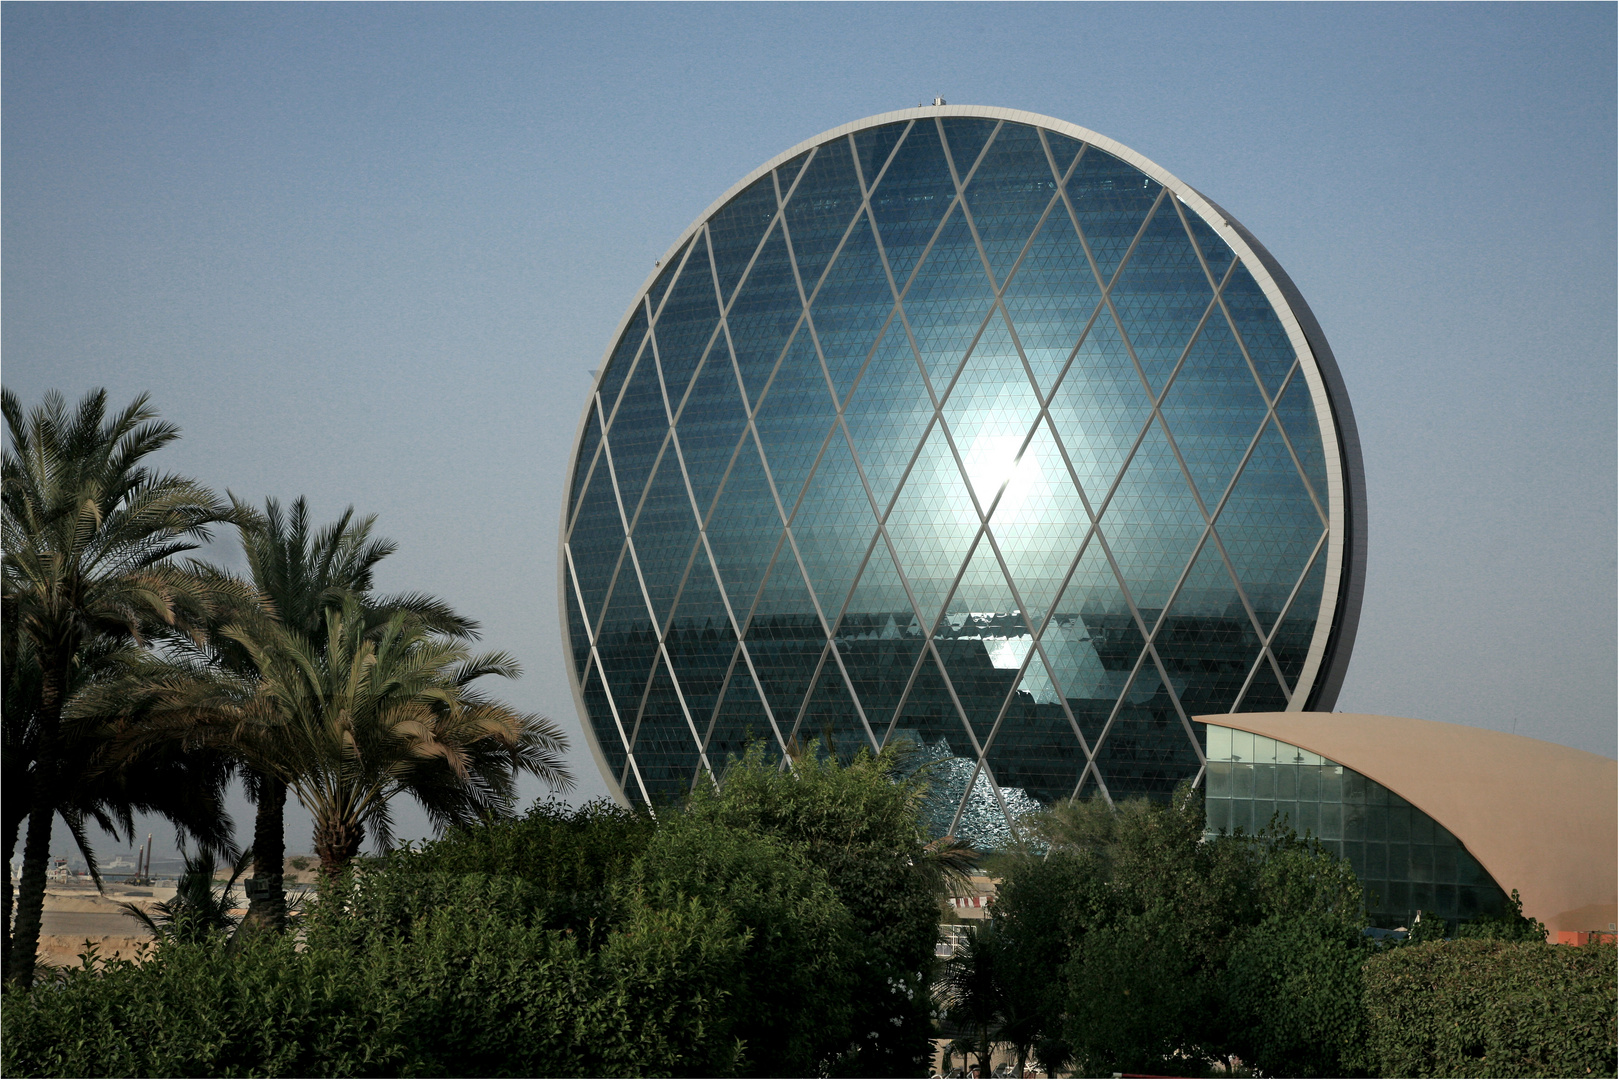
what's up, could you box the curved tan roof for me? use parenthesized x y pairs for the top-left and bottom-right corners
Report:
(1195, 712), (1617, 935)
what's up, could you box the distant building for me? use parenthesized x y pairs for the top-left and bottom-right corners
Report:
(560, 105), (1364, 843)
(1200, 712), (1618, 934)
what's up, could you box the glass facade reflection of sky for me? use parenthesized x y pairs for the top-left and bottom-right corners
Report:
(563, 112), (1352, 845)
(1202, 725), (1512, 927)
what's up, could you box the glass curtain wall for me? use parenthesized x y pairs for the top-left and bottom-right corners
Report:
(1202, 724), (1512, 927)
(563, 111), (1350, 846)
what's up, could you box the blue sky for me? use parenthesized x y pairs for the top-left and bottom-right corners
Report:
(6, 2), (1613, 857)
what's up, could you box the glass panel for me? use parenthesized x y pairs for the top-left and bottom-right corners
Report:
(938, 116), (999, 175)
(707, 174), (780, 308)
(704, 434), (788, 622)
(674, 347), (751, 521)
(1000, 202), (1105, 396)
(1272, 369), (1329, 506)
(884, 423), (982, 629)
(783, 137), (864, 292)
(841, 323), (934, 513)
(1099, 420), (1206, 615)
(1107, 195), (1215, 395)
(751, 329), (839, 511)
(1220, 261), (1295, 398)
(728, 224), (809, 409)
(902, 205), (998, 389)
(1045, 311), (1153, 501)
(1205, 724), (1232, 761)
(996, 422), (1094, 624)
(867, 120), (958, 287)
(808, 209), (898, 403)
(628, 457), (702, 630)
(790, 433), (880, 619)
(1158, 312), (1269, 510)
(961, 121), (1062, 286)
(1215, 418), (1323, 636)
(1064, 144), (1162, 284)
(651, 232), (724, 408)
(1180, 204), (1236, 282)
(853, 121), (909, 188)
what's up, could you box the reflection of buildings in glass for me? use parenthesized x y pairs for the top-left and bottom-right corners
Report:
(562, 106), (1364, 843)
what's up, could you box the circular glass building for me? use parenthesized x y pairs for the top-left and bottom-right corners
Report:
(561, 106), (1364, 843)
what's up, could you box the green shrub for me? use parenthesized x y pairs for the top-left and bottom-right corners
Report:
(1, 880), (747, 1078)
(1362, 938), (1617, 1078)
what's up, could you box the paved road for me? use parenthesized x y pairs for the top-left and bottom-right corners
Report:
(41, 911), (150, 939)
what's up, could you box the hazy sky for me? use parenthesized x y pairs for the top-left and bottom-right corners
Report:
(5, 3), (1613, 860)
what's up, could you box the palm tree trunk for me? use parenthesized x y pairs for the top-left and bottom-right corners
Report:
(314, 816), (363, 878)
(8, 793), (56, 988)
(3, 809), (21, 979)
(8, 668), (62, 989)
(239, 772), (286, 934)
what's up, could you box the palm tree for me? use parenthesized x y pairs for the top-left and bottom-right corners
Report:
(108, 596), (573, 877)
(195, 497), (477, 932)
(941, 924), (1008, 1079)
(119, 847), (253, 944)
(2, 388), (241, 987)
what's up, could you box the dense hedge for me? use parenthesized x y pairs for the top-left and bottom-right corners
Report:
(0, 877), (747, 1078)
(1362, 938), (1617, 1078)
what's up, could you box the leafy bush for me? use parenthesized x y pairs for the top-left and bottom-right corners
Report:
(2, 879), (747, 1078)
(1362, 938), (1617, 1078)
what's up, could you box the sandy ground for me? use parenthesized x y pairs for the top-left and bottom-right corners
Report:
(25, 855), (320, 968)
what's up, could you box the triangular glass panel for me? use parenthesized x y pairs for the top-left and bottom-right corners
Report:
(602, 356), (672, 525)
(774, 150), (810, 197)
(672, 347), (750, 522)
(942, 313), (1043, 511)
(704, 433), (788, 630)
(1156, 311), (1270, 512)
(1098, 419), (1206, 617)
(1272, 367), (1329, 506)
(1043, 538), (1142, 747)
(1090, 679), (1202, 804)
(853, 121), (909, 189)
(1269, 534), (1327, 692)
(1107, 195), (1216, 396)
(564, 565), (593, 682)
(568, 409), (603, 525)
(627, 456), (702, 632)
(1064, 145), (1162, 285)
(647, 237), (690, 315)
(883, 424), (982, 630)
(806, 208), (895, 403)
(1212, 418), (1323, 633)
(1233, 652), (1291, 713)
(1221, 260), (1296, 398)
(1042, 131), (1085, 178)
(788, 432), (878, 620)
(835, 542), (928, 731)
(725, 223), (803, 409)
(593, 575), (660, 736)
(1046, 312), (1153, 504)
(982, 657), (1086, 807)
(650, 233), (724, 410)
(580, 657), (630, 787)
(891, 649), (976, 761)
(742, 565), (826, 726)
(798, 659), (878, 759)
(706, 174), (780, 309)
(841, 322), (935, 514)
(1180, 203), (1236, 283)
(629, 654), (702, 802)
(751, 329), (840, 512)
(939, 116), (999, 176)
(1153, 537), (1257, 719)
(750, 331), (838, 512)
(704, 661), (780, 768)
(595, 304), (649, 423)
(566, 511), (623, 635)
(936, 542), (1040, 748)
(902, 205), (998, 388)
(782, 136), (864, 291)
(661, 560), (739, 739)
(866, 120), (958, 287)
(961, 121), (1063, 287)
(1000, 204), (1105, 398)
(993, 420), (1093, 626)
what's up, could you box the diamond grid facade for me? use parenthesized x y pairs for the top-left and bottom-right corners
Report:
(562, 108), (1361, 842)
